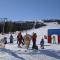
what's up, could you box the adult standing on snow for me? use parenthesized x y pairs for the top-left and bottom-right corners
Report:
(17, 32), (24, 48)
(32, 32), (38, 50)
(24, 33), (31, 49)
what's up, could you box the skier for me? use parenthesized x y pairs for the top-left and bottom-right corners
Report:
(0, 39), (5, 48)
(10, 34), (14, 43)
(52, 36), (56, 44)
(24, 33), (31, 49)
(4, 37), (7, 44)
(32, 32), (38, 50)
(40, 38), (44, 49)
(0, 37), (7, 48)
(17, 32), (24, 48)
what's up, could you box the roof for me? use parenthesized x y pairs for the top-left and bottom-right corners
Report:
(48, 29), (60, 35)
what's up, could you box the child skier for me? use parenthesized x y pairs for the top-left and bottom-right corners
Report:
(10, 34), (14, 43)
(40, 38), (44, 49)
(52, 36), (56, 44)
(4, 37), (7, 44)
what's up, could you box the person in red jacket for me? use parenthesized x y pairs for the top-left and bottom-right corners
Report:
(32, 32), (38, 50)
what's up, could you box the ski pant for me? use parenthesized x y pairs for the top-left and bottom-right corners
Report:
(25, 40), (30, 49)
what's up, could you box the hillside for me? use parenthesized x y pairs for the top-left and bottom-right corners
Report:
(0, 22), (60, 60)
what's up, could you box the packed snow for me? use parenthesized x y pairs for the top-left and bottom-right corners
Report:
(0, 22), (60, 60)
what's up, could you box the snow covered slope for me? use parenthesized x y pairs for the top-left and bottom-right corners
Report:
(0, 22), (60, 60)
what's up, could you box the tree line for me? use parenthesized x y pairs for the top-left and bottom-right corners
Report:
(0, 21), (46, 33)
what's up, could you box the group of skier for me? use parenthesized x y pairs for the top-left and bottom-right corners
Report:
(1, 30), (57, 50)
(0, 31), (44, 49)
(17, 31), (44, 50)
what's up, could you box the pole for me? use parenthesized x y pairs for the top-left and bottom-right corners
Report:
(3, 18), (7, 33)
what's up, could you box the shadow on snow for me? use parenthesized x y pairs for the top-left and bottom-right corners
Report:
(29, 49), (60, 59)
(0, 48), (60, 60)
(0, 48), (25, 60)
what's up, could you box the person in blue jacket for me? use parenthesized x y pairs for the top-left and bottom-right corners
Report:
(10, 34), (14, 43)
(40, 38), (44, 49)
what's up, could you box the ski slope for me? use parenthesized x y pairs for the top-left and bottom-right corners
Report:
(0, 22), (60, 60)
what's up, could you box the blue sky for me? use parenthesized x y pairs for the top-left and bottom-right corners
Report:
(0, 0), (60, 21)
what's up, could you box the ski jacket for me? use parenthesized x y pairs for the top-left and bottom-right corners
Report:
(17, 34), (23, 43)
(32, 33), (37, 42)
